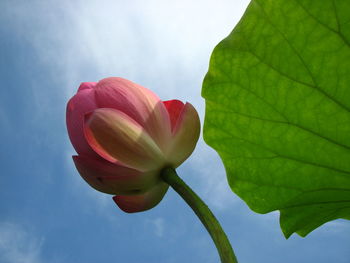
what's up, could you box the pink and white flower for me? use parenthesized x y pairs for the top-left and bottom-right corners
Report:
(66, 77), (200, 213)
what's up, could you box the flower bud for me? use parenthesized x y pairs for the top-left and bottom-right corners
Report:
(66, 77), (200, 212)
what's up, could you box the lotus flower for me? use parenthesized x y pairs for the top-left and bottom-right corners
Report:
(66, 77), (200, 213)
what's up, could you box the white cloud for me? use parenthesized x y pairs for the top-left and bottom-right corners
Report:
(0, 222), (43, 263)
(145, 217), (165, 238)
(4, 0), (249, 100)
(3, 0), (250, 210)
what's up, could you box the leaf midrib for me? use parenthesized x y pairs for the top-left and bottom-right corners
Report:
(252, 0), (350, 113)
(209, 105), (350, 151)
(205, 119), (350, 176)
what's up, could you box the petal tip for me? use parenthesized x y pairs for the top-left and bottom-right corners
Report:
(112, 183), (168, 213)
(78, 82), (97, 92)
(113, 195), (140, 213)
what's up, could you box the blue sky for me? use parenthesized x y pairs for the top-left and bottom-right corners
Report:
(1, 0), (349, 262)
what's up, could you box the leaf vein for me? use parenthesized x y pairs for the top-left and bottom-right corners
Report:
(207, 120), (350, 176)
(280, 200), (350, 210)
(211, 107), (350, 151)
(293, 0), (350, 48)
(253, 0), (350, 113)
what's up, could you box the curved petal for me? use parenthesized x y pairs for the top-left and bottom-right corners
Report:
(163, 100), (185, 132)
(113, 182), (169, 213)
(78, 82), (96, 91)
(166, 102), (201, 167)
(94, 77), (172, 152)
(84, 108), (166, 171)
(73, 155), (158, 195)
(66, 85), (98, 157)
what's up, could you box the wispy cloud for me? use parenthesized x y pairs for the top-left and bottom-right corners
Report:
(145, 217), (165, 238)
(3, 0), (249, 99)
(0, 222), (43, 263)
(3, 0), (250, 211)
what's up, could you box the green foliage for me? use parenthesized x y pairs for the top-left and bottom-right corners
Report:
(202, 0), (350, 238)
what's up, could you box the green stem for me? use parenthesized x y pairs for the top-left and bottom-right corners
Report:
(161, 167), (238, 263)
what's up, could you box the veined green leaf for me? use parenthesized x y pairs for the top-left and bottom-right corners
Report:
(202, 0), (350, 238)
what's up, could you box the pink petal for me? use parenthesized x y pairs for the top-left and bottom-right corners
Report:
(94, 77), (172, 152)
(73, 155), (158, 195)
(166, 102), (201, 167)
(66, 85), (98, 157)
(84, 108), (166, 171)
(78, 82), (96, 91)
(113, 182), (168, 213)
(163, 100), (185, 132)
